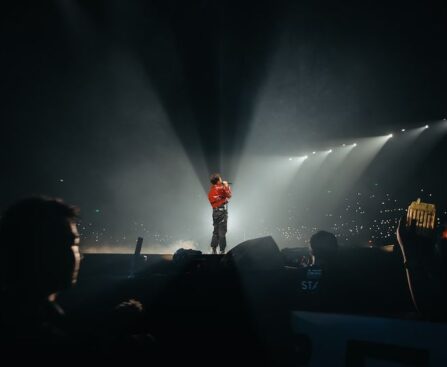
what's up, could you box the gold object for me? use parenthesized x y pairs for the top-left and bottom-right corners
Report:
(407, 198), (436, 230)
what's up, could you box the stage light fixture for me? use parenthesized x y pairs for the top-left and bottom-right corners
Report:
(425, 124), (429, 129)
(388, 134), (393, 138)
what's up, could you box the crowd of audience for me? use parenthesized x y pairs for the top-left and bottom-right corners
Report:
(0, 195), (446, 365)
(77, 186), (447, 250)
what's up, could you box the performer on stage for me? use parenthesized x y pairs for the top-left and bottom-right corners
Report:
(208, 173), (232, 254)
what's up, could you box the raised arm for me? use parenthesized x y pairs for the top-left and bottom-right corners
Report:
(222, 181), (232, 199)
(396, 216), (447, 319)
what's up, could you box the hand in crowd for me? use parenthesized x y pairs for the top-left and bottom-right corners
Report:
(396, 215), (436, 268)
(396, 214), (447, 318)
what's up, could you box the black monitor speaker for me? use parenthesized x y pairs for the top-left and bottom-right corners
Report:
(223, 236), (283, 272)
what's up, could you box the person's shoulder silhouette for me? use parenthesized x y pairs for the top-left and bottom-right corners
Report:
(293, 231), (343, 312)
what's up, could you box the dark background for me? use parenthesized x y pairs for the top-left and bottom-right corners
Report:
(1, 1), (446, 251)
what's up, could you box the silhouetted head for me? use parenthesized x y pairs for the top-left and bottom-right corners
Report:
(0, 197), (80, 298)
(309, 230), (338, 264)
(210, 173), (222, 185)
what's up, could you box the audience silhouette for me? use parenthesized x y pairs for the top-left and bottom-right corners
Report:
(0, 197), (153, 361)
(0, 197), (80, 354)
(0, 195), (445, 365)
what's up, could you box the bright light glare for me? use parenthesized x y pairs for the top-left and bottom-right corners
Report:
(288, 157), (293, 161)
(425, 124), (429, 129)
(388, 134), (393, 138)
(303, 155), (308, 160)
(353, 143), (357, 147)
(401, 129), (405, 132)
(312, 151), (316, 154)
(328, 149), (333, 153)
